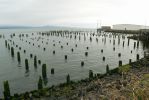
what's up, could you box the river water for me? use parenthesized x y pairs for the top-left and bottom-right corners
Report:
(0, 28), (148, 97)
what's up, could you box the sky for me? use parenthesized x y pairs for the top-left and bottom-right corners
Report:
(0, 0), (149, 28)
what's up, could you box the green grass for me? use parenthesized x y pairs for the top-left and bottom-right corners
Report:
(118, 64), (131, 73)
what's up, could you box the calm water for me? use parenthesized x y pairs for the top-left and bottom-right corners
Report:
(0, 28), (148, 97)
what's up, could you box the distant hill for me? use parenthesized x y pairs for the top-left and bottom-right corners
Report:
(0, 26), (34, 29)
(0, 25), (94, 30)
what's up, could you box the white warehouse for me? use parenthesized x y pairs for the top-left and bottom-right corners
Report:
(112, 24), (149, 30)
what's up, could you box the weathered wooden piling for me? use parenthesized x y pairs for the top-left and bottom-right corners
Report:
(134, 42), (136, 49)
(106, 64), (109, 74)
(51, 68), (54, 74)
(128, 39), (130, 46)
(75, 44), (77, 47)
(8, 44), (10, 50)
(66, 74), (70, 84)
(38, 76), (43, 90)
(34, 56), (37, 67)
(38, 60), (41, 64)
(96, 38), (98, 42)
(5, 40), (7, 48)
(84, 52), (88, 56)
(101, 49), (103, 53)
(86, 47), (89, 50)
(129, 59), (132, 64)
(136, 54), (139, 60)
(11, 47), (14, 57)
(25, 59), (29, 70)
(89, 70), (93, 79)
(81, 61), (84, 66)
(3, 80), (11, 99)
(42, 64), (47, 78)
(17, 52), (21, 62)
(30, 54), (33, 58)
(113, 47), (115, 51)
(90, 37), (92, 41)
(65, 55), (67, 60)
(71, 48), (74, 52)
(137, 41), (139, 47)
(53, 50), (55, 54)
(24, 50), (26, 53)
(113, 40), (115, 45)
(103, 56), (105, 61)
(123, 41), (125, 47)
(43, 48), (46, 51)
(118, 53), (121, 57)
(118, 39), (120, 45)
(119, 60), (122, 66)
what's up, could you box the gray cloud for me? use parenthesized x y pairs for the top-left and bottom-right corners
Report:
(0, 0), (148, 27)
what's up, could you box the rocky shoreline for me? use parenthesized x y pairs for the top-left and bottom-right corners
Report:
(1, 55), (149, 100)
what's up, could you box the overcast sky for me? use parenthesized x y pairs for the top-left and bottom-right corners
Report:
(0, 0), (148, 28)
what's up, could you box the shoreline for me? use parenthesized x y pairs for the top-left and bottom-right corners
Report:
(1, 55), (149, 100)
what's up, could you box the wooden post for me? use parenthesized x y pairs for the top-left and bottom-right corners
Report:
(103, 56), (105, 61)
(25, 59), (29, 70)
(17, 52), (21, 62)
(51, 68), (54, 74)
(128, 39), (130, 46)
(137, 41), (139, 48)
(134, 42), (136, 49)
(119, 60), (122, 66)
(11, 47), (14, 57)
(137, 54), (139, 60)
(118, 53), (121, 57)
(81, 61), (84, 66)
(5, 40), (7, 48)
(65, 55), (67, 60)
(129, 59), (132, 64)
(42, 64), (47, 78)
(34, 56), (37, 67)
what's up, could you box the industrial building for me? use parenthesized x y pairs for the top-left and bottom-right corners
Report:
(113, 24), (149, 30)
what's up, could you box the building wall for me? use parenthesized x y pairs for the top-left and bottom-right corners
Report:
(113, 24), (149, 30)
(101, 26), (111, 31)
